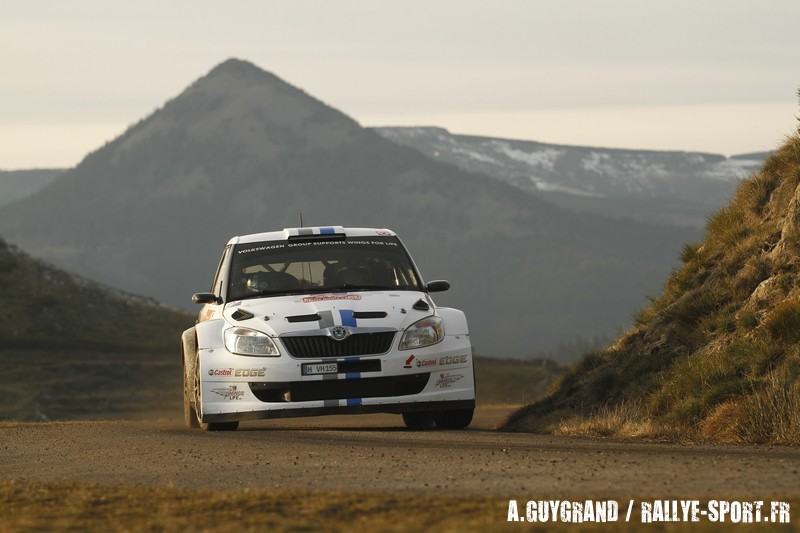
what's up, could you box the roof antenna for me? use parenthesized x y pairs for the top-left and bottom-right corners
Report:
(299, 211), (304, 228)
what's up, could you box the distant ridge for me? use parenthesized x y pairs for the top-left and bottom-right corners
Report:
(376, 127), (768, 228)
(0, 169), (64, 208)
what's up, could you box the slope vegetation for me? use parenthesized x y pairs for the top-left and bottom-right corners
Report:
(505, 132), (800, 444)
(0, 238), (192, 419)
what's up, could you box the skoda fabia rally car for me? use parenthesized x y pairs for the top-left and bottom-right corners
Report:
(182, 226), (476, 431)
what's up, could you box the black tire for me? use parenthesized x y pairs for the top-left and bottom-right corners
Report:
(433, 408), (474, 429)
(402, 411), (436, 430)
(192, 350), (239, 432)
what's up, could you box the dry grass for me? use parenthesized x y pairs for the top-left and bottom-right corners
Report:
(699, 400), (743, 442)
(2, 481), (797, 532)
(764, 299), (800, 343)
(706, 205), (752, 249)
(0, 481), (508, 533)
(553, 401), (683, 441)
(737, 371), (800, 445)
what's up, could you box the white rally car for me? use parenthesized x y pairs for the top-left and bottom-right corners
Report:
(182, 226), (476, 431)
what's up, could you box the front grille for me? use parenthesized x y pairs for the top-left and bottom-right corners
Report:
(249, 373), (430, 402)
(281, 332), (395, 358)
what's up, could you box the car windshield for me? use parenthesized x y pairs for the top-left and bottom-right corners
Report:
(227, 236), (422, 301)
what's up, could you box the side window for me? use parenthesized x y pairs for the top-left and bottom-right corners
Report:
(211, 245), (231, 299)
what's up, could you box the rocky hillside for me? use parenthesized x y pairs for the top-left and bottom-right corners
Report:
(504, 131), (800, 444)
(377, 127), (768, 228)
(0, 58), (696, 359)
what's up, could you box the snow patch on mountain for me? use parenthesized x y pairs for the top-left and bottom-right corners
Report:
(531, 177), (604, 197)
(494, 142), (562, 172)
(452, 147), (500, 164)
(704, 157), (766, 181)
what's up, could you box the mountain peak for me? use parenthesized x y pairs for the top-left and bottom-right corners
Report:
(205, 57), (278, 82)
(101, 58), (361, 159)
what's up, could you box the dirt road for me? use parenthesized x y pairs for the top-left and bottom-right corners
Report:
(2, 406), (799, 499)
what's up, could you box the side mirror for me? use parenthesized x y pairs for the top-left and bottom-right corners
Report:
(192, 292), (219, 305)
(425, 280), (450, 293)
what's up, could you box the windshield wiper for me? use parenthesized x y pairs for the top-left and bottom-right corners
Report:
(232, 289), (307, 301)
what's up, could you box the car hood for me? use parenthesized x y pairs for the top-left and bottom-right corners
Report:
(223, 291), (434, 336)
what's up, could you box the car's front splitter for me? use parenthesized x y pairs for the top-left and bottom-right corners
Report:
(202, 398), (475, 423)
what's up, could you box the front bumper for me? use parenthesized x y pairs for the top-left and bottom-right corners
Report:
(198, 333), (475, 423)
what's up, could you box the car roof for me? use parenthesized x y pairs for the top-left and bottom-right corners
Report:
(228, 226), (397, 245)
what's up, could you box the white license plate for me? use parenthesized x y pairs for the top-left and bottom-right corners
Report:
(302, 362), (339, 376)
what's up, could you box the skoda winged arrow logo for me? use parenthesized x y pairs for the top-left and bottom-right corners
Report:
(329, 326), (350, 341)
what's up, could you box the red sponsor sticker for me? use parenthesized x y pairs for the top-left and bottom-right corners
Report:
(301, 294), (362, 303)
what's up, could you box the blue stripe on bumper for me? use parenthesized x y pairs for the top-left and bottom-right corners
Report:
(339, 309), (357, 327)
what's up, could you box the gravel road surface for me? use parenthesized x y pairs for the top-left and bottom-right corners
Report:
(2, 406), (799, 498)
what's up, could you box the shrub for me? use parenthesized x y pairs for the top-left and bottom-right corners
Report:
(737, 310), (759, 330)
(706, 206), (750, 248)
(664, 397), (705, 425)
(661, 284), (725, 328)
(764, 299), (800, 343)
(702, 377), (745, 407)
(634, 303), (657, 327)
(776, 272), (795, 293)
(647, 336), (777, 423)
(737, 370), (800, 444)
(733, 256), (771, 296)
(698, 302), (737, 336)
(680, 243), (700, 264)
(736, 173), (778, 215)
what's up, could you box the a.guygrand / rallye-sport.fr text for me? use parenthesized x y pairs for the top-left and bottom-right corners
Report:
(181, 226), (476, 431)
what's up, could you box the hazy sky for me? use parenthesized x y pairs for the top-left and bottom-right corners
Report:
(2, 1), (798, 168)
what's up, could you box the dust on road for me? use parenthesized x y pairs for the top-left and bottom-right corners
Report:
(2, 406), (799, 499)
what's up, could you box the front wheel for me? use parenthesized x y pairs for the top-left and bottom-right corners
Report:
(433, 408), (474, 429)
(190, 350), (239, 432)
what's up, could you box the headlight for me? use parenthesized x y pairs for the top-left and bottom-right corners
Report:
(399, 316), (444, 350)
(224, 327), (280, 356)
